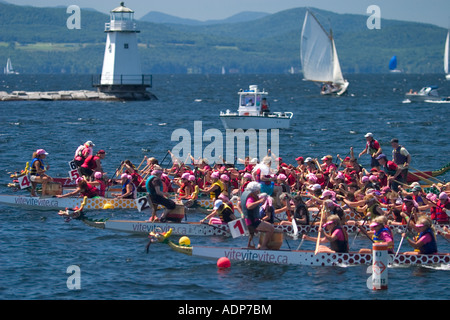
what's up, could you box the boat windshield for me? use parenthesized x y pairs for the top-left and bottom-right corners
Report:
(240, 94), (261, 107)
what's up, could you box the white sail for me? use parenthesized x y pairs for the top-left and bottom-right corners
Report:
(300, 11), (334, 82)
(332, 39), (345, 85)
(4, 58), (18, 75)
(445, 31), (449, 75)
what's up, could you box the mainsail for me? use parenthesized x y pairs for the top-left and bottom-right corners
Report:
(445, 31), (449, 75)
(300, 10), (346, 86)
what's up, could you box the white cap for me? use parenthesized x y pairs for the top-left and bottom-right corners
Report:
(364, 133), (373, 138)
(213, 200), (223, 209)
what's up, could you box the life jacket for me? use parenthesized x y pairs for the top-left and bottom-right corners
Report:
(95, 179), (106, 197)
(240, 190), (260, 227)
(365, 203), (381, 220)
(81, 155), (99, 170)
(383, 161), (398, 176)
(30, 157), (44, 176)
(178, 182), (189, 198)
(218, 203), (235, 223)
(81, 183), (99, 198)
(329, 225), (349, 253)
(417, 228), (438, 254)
(431, 200), (450, 223)
(393, 146), (408, 166)
(122, 180), (136, 199)
(210, 180), (225, 200)
(373, 226), (394, 253)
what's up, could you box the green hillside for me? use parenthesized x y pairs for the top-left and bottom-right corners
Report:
(0, 3), (446, 74)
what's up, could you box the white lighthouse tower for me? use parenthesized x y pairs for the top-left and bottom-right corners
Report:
(94, 2), (155, 99)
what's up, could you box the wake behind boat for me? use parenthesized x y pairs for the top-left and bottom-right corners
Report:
(300, 10), (349, 96)
(219, 85), (293, 130)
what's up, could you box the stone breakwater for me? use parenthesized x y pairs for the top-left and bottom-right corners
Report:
(0, 90), (157, 101)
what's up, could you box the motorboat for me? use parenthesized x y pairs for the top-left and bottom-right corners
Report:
(405, 86), (441, 102)
(219, 85), (293, 130)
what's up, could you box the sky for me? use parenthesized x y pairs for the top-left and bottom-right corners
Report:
(6, 0), (450, 28)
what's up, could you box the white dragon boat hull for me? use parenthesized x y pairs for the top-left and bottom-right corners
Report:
(167, 242), (450, 267)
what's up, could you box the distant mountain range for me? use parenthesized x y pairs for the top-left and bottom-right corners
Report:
(140, 11), (270, 26)
(0, 2), (447, 74)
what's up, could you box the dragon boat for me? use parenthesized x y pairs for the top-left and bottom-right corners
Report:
(155, 230), (450, 267)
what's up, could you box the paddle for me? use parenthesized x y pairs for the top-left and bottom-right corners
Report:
(409, 165), (444, 184)
(314, 206), (326, 255)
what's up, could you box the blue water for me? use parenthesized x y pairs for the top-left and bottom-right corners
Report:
(0, 74), (449, 301)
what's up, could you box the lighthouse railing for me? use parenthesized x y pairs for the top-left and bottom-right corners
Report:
(92, 74), (152, 87)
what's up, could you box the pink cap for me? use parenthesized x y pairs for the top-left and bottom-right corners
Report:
(121, 173), (132, 180)
(220, 174), (230, 181)
(243, 173), (252, 179)
(322, 190), (333, 198)
(211, 171), (220, 179)
(36, 149), (48, 155)
(277, 174), (287, 180)
(94, 172), (103, 179)
(188, 175), (196, 181)
(439, 192), (448, 200)
(181, 173), (190, 180)
(369, 175), (378, 182)
(361, 176), (369, 183)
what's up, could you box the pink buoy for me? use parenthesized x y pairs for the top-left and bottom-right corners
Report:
(217, 257), (231, 269)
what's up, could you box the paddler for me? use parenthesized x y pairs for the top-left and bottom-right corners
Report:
(375, 153), (403, 192)
(199, 171), (224, 201)
(401, 217), (438, 255)
(359, 216), (394, 254)
(145, 167), (176, 222)
(29, 149), (53, 196)
(56, 177), (99, 198)
(112, 173), (136, 199)
(302, 214), (349, 253)
(241, 181), (275, 250)
(200, 199), (236, 224)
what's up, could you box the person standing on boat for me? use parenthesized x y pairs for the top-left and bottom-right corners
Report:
(401, 217), (438, 255)
(302, 215), (349, 253)
(358, 133), (382, 169)
(260, 97), (270, 115)
(241, 181), (274, 250)
(145, 167), (176, 222)
(73, 141), (94, 167)
(390, 138), (411, 186)
(29, 149), (53, 197)
(80, 150), (105, 180)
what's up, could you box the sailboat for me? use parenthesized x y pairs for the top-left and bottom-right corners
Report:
(300, 10), (349, 96)
(445, 30), (450, 80)
(389, 55), (402, 73)
(4, 58), (19, 75)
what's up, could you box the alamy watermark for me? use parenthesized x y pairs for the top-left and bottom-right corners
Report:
(66, 265), (81, 290)
(367, 5), (381, 30)
(171, 121), (279, 165)
(67, 5), (81, 30)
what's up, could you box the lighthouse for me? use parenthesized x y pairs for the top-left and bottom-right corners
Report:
(93, 2), (155, 100)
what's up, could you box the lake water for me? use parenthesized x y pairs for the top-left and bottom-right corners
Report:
(0, 73), (449, 303)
